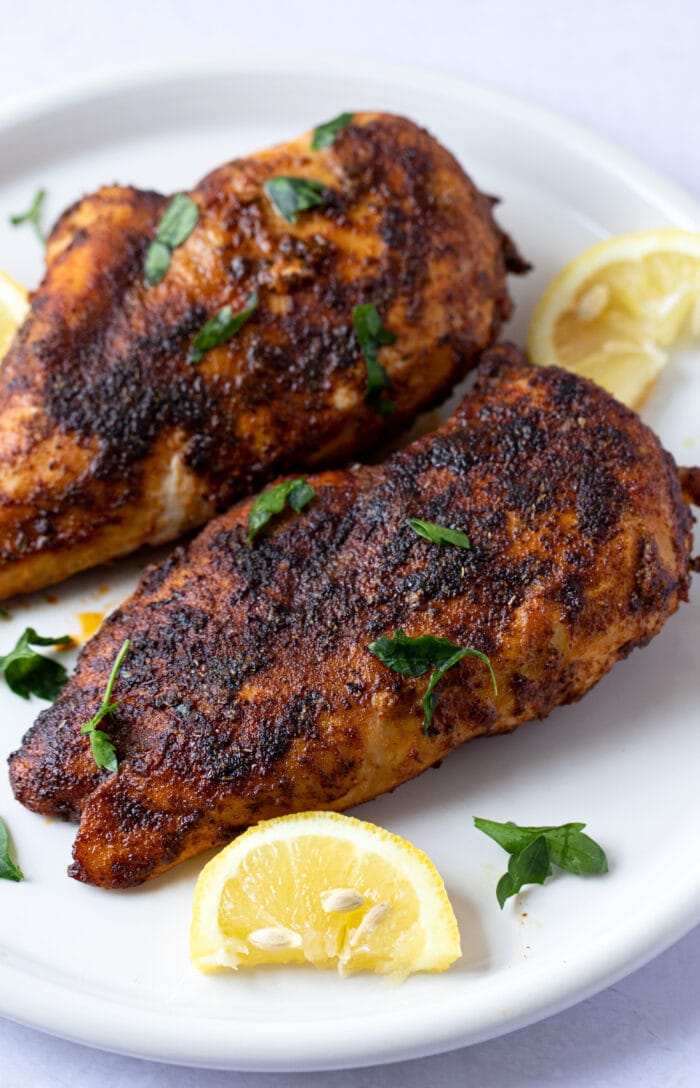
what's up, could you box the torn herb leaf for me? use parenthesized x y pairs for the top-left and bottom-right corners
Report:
(421, 647), (495, 732)
(143, 240), (171, 287)
(474, 817), (608, 907)
(496, 834), (551, 909)
(312, 112), (353, 150)
(352, 303), (396, 416)
(188, 292), (258, 365)
(408, 519), (471, 550)
(144, 194), (199, 286)
(80, 638), (130, 773)
(264, 177), (326, 223)
(248, 478), (315, 543)
(156, 193), (200, 249)
(368, 629), (496, 732)
(368, 630), (465, 678)
(0, 817), (23, 882)
(0, 627), (72, 701)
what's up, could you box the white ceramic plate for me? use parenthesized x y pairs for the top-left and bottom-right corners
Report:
(0, 57), (698, 1072)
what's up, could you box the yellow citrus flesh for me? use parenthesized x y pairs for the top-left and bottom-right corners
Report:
(527, 229), (700, 408)
(0, 270), (29, 362)
(190, 811), (461, 981)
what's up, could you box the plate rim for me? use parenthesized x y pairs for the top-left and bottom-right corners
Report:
(0, 53), (699, 1071)
(2, 50), (699, 227)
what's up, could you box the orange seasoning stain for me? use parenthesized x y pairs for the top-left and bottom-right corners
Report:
(77, 611), (105, 642)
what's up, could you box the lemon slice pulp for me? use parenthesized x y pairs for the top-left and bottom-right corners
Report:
(190, 811), (461, 980)
(0, 270), (29, 362)
(527, 229), (700, 407)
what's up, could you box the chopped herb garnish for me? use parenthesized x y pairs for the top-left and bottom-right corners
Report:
(496, 835), (551, 909)
(0, 628), (72, 701)
(156, 193), (200, 249)
(80, 638), (130, 773)
(144, 240), (171, 286)
(368, 630), (462, 678)
(408, 519), (471, 550)
(311, 112), (354, 150)
(188, 292), (258, 365)
(144, 194), (199, 286)
(474, 817), (609, 908)
(264, 177), (326, 223)
(248, 478), (315, 543)
(0, 818), (23, 882)
(9, 188), (47, 245)
(353, 303), (397, 416)
(368, 630), (497, 734)
(0, 608), (9, 619)
(421, 647), (494, 727)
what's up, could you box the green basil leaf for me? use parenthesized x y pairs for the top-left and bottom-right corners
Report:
(422, 650), (465, 731)
(422, 647), (496, 732)
(539, 825), (609, 875)
(474, 817), (609, 905)
(9, 187), (46, 245)
(20, 628), (72, 649)
(496, 836), (552, 908)
(80, 639), (130, 773)
(156, 193), (200, 249)
(248, 478), (315, 542)
(0, 608), (9, 619)
(0, 628), (72, 701)
(496, 871), (515, 909)
(368, 630), (496, 732)
(87, 728), (119, 774)
(5, 655), (68, 702)
(473, 817), (535, 856)
(188, 292), (258, 365)
(144, 240), (172, 286)
(352, 303), (397, 415)
(264, 177), (326, 223)
(287, 479), (315, 513)
(408, 519), (471, 549)
(367, 630), (461, 678)
(0, 817), (23, 882)
(473, 818), (608, 876)
(144, 194), (199, 286)
(311, 112), (354, 150)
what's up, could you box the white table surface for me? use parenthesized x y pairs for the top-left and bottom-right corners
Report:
(2, 0), (700, 1084)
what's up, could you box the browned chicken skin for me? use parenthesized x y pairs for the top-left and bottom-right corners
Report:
(0, 112), (522, 600)
(9, 346), (694, 888)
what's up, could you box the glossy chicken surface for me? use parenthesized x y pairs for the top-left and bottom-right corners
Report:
(9, 346), (694, 888)
(0, 112), (522, 600)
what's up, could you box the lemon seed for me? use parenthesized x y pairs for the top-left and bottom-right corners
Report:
(247, 926), (301, 951)
(362, 902), (391, 932)
(320, 888), (364, 913)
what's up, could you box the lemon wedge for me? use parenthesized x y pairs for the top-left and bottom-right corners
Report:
(0, 270), (29, 362)
(527, 229), (700, 407)
(190, 811), (461, 981)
